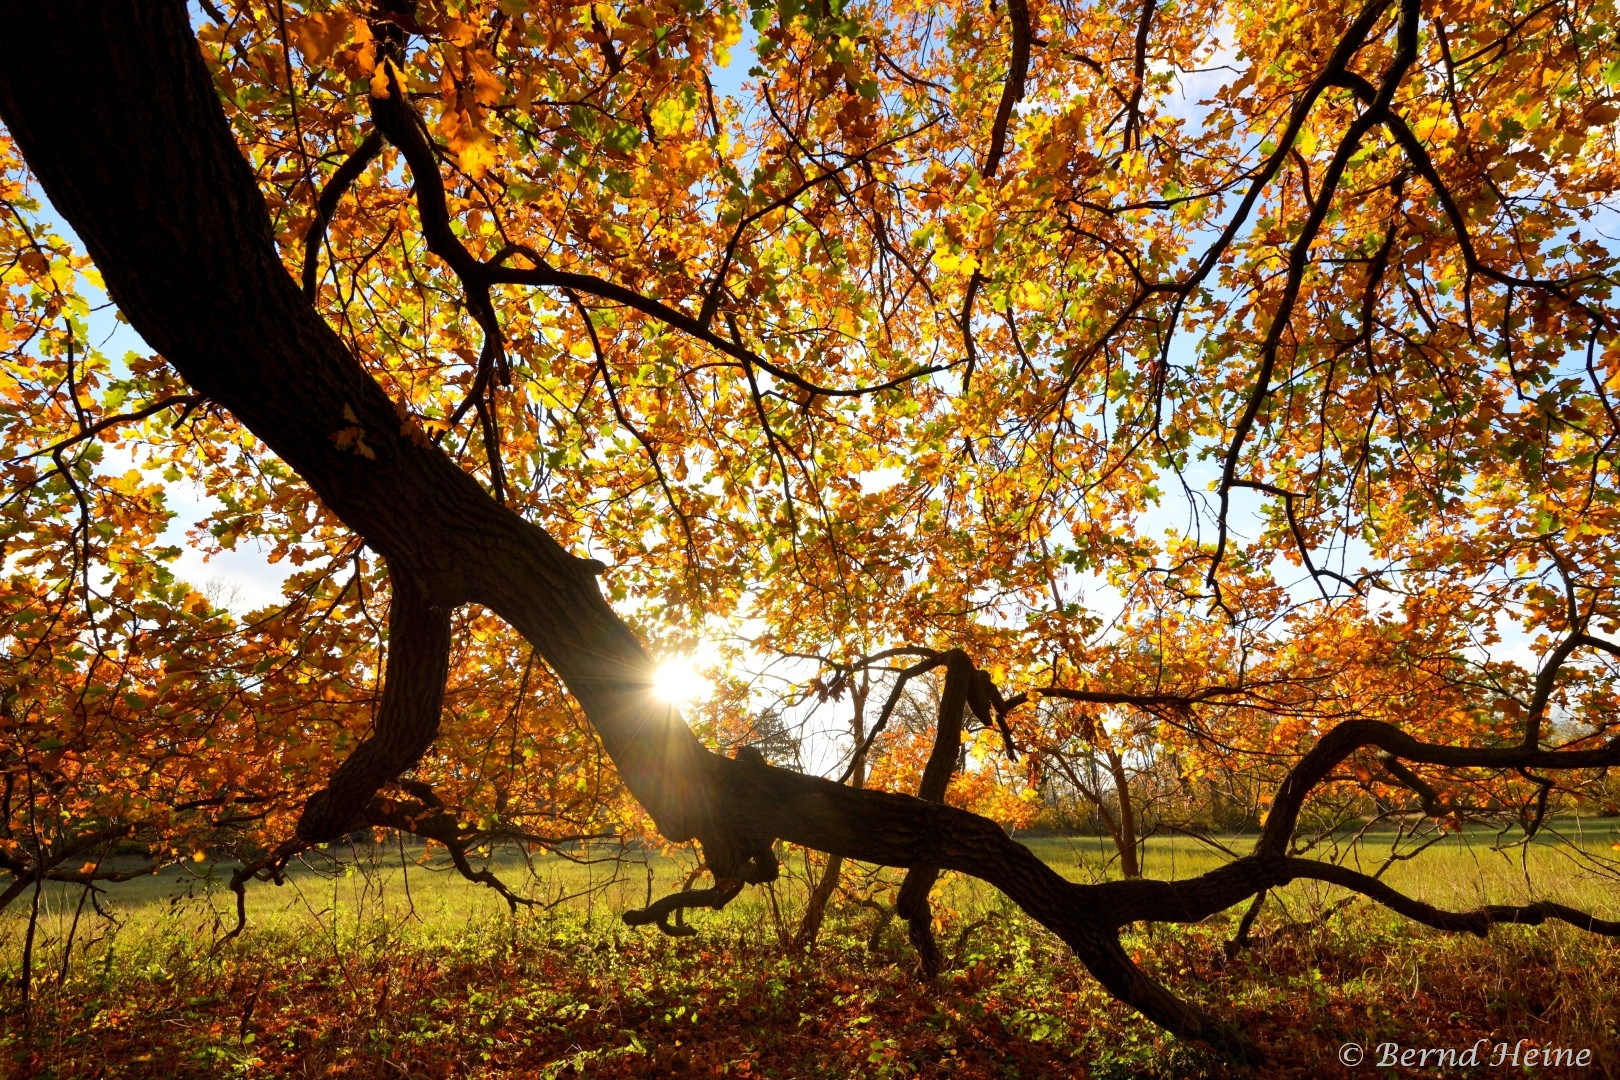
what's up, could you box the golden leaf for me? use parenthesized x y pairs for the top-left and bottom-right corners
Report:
(289, 13), (353, 69)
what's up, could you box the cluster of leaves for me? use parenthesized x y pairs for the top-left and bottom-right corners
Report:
(0, 136), (629, 893)
(5, 0), (1620, 945)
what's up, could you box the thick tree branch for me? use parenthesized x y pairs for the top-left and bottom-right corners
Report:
(895, 650), (974, 977)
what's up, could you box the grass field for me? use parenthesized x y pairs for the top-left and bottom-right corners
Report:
(4, 823), (1619, 1078)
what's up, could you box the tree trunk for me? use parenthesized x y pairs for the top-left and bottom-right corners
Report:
(1106, 749), (1141, 879)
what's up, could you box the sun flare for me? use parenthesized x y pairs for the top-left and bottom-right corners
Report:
(650, 657), (710, 707)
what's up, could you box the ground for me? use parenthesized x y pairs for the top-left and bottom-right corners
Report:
(4, 828), (1618, 1077)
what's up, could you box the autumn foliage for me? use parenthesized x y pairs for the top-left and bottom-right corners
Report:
(2, 0), (1620, 1059)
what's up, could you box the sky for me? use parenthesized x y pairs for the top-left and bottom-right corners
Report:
(75, 288), (294, 612)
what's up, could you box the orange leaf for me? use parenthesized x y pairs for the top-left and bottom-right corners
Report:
(289, 13), (353, 69)
(370, 59), (394, 100)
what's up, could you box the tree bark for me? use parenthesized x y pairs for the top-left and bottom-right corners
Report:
(894, 650), (974, 977)
(297, 573), (452, 842)
(1106, 749), (1141, 878)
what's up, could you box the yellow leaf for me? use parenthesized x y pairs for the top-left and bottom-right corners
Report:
(370, 59), (394, 100)
(451, 125), (497, 179)
(470, 62), (503, 107)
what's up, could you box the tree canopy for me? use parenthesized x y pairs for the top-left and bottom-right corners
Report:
(1, 0), (1618, 1057)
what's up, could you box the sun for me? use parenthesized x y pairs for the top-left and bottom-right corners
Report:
(650, 657), (710, 707)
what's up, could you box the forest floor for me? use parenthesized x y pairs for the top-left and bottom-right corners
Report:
(3, 826), (1618, 1078)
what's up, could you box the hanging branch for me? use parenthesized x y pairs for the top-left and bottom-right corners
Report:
(623, 747), (780, 936)
(295, 570), (452, 843)
(895, 649), (975, 978)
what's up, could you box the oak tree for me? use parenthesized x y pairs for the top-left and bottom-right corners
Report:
(3, 0), (1619, 1057)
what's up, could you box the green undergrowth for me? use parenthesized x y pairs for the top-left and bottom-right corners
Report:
(3, 832), (1618, 1077)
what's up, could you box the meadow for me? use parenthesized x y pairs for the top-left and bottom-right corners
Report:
(4, 823), (1618, 1078)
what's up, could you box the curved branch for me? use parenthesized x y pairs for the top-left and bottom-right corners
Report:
(623, 875), (746, 937)
(1285, 858), (1620, 937)
(487, 257), (957, 400)
(295, 570), (452, 842)
(1120, 0), (1156, 153)
(565, 290), (704, 584)
(300, 128), (383, 301)
(360, 789), (545, 912)
(1175, 0), (1393, 301)
(368, 76), (952, 406)
(1377, 753), (1450, 817)
(365, 57), (509, 495)
(1257, 719), (1620, 859)
(1209, 0), (1420, 587)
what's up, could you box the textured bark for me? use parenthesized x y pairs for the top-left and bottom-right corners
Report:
(981, 0), (1030, 178)
(5, 2), (1618, 1060)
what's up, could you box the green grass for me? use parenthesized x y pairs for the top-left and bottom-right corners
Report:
(4, 823), (1619, 1077)
(24, 819), (1620, 927)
